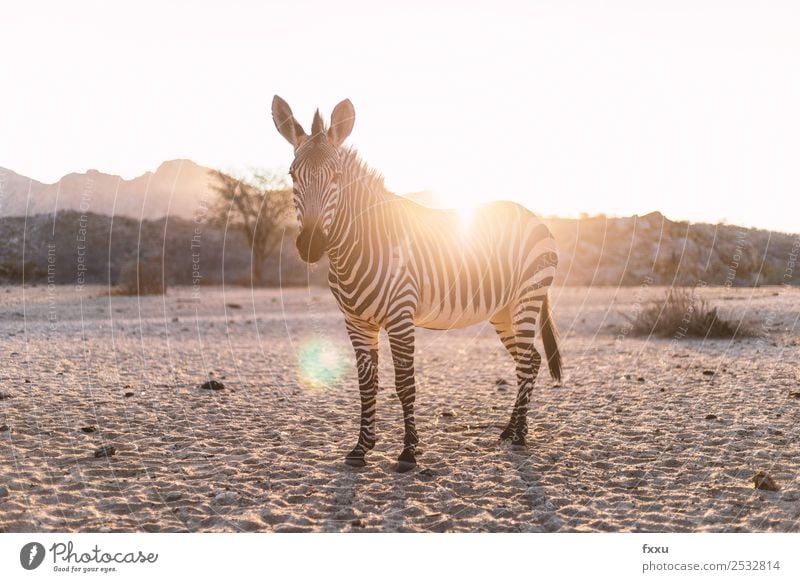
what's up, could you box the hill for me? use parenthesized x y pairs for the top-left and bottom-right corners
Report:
(0, 161), (797, 288)
(0, 160), (215, 220)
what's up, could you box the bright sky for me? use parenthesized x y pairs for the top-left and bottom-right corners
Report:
(2, 1), (798, 232)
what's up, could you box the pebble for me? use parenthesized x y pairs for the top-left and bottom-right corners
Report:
(124, 392), (135, 397)
(705, 414), (718, 420)
(81, 426), (97, 433)
(226, 303), (243, 310)
(165, 491), (183, 502)
(214, 491), (238, 503)
(0, 392), (10, 400)
(94, 445), (117, 458)
(0, 424), (9, 432)
(702, 370), (715, 376)
(0, 486), (9, 498)
(440, 410), (456, 418)
(201, 380), (225, 390)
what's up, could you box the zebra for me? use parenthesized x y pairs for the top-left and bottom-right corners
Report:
(271, 95), (562, 472)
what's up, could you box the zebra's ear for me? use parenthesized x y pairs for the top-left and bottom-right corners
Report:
(272, 95), (307, 148)
(328, 99), (355, 146)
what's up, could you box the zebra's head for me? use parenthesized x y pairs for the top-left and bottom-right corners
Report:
(271, 95), (355, 264)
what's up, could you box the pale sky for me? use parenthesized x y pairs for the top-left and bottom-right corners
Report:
(2, 1), (799, 232)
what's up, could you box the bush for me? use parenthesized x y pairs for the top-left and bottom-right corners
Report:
(0, 260), (38, 283)
(624, 288), (748, 339)
(116, 255), (167, 295)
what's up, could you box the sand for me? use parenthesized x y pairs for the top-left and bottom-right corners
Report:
(0, 283), (798, 532)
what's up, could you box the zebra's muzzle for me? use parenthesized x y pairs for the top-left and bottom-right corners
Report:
(296, 224), (328, 263)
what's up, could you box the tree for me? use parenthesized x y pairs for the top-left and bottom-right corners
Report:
(209, 169), (291, 285)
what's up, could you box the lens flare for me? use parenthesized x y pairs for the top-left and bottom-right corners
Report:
(296, 337), (349, 389)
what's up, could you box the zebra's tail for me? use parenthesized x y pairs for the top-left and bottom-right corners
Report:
(540, 291), (562, 383)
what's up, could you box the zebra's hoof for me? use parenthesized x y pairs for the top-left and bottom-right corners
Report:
(344, 456), (366, 468)
(511, 437), (527, 450)
(396, 449), (416, 472)
(396, 460), (416, 473)
(499, 430), (514, 441)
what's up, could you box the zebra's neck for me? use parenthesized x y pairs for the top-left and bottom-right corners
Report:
(327, 148), (397, 267)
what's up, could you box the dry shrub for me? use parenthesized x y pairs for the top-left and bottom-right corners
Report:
(625, 288), (748, 339)
(116, 255), (167, 295)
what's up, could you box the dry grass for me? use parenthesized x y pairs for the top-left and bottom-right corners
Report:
(115, 256), (167, 296)
(625, 288), (748, 339)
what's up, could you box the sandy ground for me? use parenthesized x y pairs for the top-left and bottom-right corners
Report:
(0, 283), (799, 532)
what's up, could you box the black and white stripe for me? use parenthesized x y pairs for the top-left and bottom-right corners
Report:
(272, 96), (562, 471)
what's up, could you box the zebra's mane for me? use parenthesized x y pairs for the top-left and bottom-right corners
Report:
(340, 146), (388, 195)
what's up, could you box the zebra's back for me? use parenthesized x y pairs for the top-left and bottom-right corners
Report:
(398, 200), (558, 330)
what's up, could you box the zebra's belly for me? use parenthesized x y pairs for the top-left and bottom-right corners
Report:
(413, 298), (500, 330)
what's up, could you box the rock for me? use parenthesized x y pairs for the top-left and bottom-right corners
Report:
(0, 424), (9, 432)
(124, 391), (135, 397)
(0, 392), (11, 400)
(637, 377), (645, 383)
(94, 445), (117, 458)
(0, 486), (9, 498)
(752, 471), (779, 491)
(165, 492), (182, 502)
(201, 380), (225, 390)
(440, 410), (456, 418)
(80, 426), (97, 433)
(495, 378), (509, 391)
(226, 303), (243, 309)
(705, 414), (717, 420)
(789, 392), (800, 399)
(418, 468), (437, 478)
(702, 370), (715, 376)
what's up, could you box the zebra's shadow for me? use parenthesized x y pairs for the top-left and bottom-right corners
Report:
(503, 446), (563, 532)
(323, 452), (414, 532)
(322, 440), (560, 532)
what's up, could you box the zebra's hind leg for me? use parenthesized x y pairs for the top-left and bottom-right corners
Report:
(493, 301), (544, 447)
(490, 314), (519, 442)
(344, 319), (380, 468)
(386, 313), (419, 472)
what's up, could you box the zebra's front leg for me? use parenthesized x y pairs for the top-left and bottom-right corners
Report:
(386, 315), (419, 472)
(344, 320), (380, 468)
